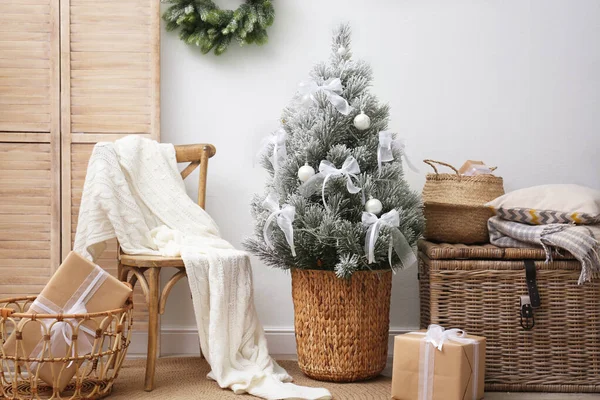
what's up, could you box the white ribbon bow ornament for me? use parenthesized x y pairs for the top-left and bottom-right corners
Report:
(263, 193), (296, 256)
(258, 128), (287, 171)
(318, 156), (362, 211)
(298, 78), (354, 115)
(377, 131), (420, 176)
(362, 209), (417, 269)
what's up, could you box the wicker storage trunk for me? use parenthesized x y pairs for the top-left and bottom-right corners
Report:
(418, 240), (600, 393)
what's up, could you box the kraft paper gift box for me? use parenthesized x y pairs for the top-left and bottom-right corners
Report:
(2, 251), (132, 392)
(391, 325), (486, 400)
(458, 160), (493, 176)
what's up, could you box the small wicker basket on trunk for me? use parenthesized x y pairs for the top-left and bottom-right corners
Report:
(291, 269), (392, 382)
(422, 159), (505, 244)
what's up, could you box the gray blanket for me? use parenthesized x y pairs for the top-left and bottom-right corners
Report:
(488, 216), (600, 284)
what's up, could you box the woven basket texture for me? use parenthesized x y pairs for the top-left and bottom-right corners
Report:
(291, 269), (392, 382)
(418, 241), (600, 393)
(423, 204), (495, 244)
(422, 160), (505, 244)
(0, 296), (133, 400)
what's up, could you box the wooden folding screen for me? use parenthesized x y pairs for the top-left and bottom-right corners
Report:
(61, 0), (160, 332)
(0, 0), (61, 296)
(0, 0), (159, 334)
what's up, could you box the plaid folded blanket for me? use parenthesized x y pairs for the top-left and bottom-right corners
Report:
(488, 216), (600, 284)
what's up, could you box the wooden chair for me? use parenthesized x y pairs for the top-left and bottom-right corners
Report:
(117, 143), (216, 391)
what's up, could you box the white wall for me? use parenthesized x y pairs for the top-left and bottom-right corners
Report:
(153, 0), (600, 355)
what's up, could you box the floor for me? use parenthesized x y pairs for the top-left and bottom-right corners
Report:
(111, 358), (390, 399)
(120, 355), (600, 400)
(484, 395), (596, 399)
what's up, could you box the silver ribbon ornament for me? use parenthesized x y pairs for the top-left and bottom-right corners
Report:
(258, 128), (287, 171)
(262, 193), (296, 256)
(318, 156), (362, 211)
(362, 209), (417, 269)
(377, 131), (420, 176)
(298, 78), (354, 115)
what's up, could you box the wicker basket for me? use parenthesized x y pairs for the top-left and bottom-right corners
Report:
(418, 240), (600, 392)
(291, 269), (392, 382)
(0, 295), (133, 399)
(422, 159), (505, 244)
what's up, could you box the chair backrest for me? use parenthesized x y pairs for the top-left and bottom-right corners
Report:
(174, 144), (216, 209)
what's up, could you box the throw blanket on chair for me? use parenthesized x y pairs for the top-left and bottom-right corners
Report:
(73, 136), (331, 400)
(488, 216), (600, 284)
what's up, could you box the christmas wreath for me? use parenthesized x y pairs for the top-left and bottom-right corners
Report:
(162, 0), (275, 55)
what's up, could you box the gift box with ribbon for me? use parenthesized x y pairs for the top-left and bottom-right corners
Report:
(2, 251), (132, 392)
(391, 324), (486, 400)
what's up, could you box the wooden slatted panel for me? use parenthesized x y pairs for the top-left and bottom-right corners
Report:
(0, 0), (54, 133)
(61, 0), (159, 335)
(0, 0), (59, 300)
(70, 144), (148, 331)
(68, 0), (159, 135)
(0, 143), (58, 296)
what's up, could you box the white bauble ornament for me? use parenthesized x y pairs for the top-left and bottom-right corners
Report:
(365, 198), (383, 215)
(337, 46), (347, 56)
(300, 93), (312, 106)
(353, 112), (371, 130)
(297, 163), (316, 182)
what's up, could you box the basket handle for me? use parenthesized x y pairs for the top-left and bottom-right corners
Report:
(423, 159), (460, 176)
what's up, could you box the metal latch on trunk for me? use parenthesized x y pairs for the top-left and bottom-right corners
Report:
(520, 260), (541, 330)
(520, 295), (535, 330)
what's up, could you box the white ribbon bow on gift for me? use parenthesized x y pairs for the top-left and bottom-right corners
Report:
(412, 324), (481, 400)
(319, 156), (362, 212)
(263, 193), (296, 256)
(298, 78), (354, 115)
(32, 301), (96, 368)
(423, 324), (473, 350)
(30, 266), (108, 369)
(377, 131), (420, 176)
(258, 128), (287, 171)
(362, 209), (417, 269)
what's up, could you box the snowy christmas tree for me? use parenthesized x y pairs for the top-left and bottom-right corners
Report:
(245, 25), (423, 278)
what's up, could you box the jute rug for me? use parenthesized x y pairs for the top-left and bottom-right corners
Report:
(110, 357), (391, 399)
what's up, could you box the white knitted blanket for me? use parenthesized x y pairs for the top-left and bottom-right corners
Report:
(73, 136), (331, 400)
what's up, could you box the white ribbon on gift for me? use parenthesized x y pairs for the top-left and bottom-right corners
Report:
(298, 78), (354, 115)
(257, 128), (287, 171)
(362, 209), (417, 269)
(29, 264), (108, 369)
(263, 193), (296, 256)
(410, 324), (481, 400)
(377, 131), (420, 176)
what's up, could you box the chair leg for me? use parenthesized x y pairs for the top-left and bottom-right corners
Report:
(117, 261), (125, 282)
(144, 268), (160, 391)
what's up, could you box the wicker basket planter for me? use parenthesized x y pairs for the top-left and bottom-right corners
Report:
(291, 268), (392, 382)
(0, 296), (133, 400)
(422, 159), (504, 244)
(418, 240), (600, 392)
